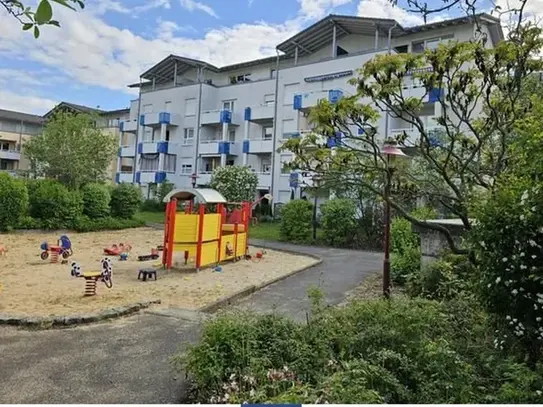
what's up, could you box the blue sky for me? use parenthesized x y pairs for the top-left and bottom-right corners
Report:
(0, 0), (476, 115)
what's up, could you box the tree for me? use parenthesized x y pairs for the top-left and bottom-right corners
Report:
(281, 24), (543, 256)
(24, 112), (117, 189)
(209, 166), (258, 202)
(2, 0), (85, 38)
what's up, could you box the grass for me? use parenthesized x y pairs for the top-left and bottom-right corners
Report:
(135, 211), (165, 224)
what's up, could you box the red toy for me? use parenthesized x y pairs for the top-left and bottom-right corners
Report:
(104, 243), (131, 256)
(40, 235), (73, 261)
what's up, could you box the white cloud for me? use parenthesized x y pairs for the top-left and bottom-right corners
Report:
(179, 0), (218, 18)
(0, 89), (57, 115)
(298, 0), (353, 19)
(357, 0), (425, 26)
(91, 0), (171, 15)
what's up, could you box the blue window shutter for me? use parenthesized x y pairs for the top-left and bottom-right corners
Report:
(243, 140), (250, 153)
(293, 94), (302, 110)
(244, 107), (251, 121)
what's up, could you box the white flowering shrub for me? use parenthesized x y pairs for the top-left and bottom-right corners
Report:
(472, 179), (543, 356)
(209, 166), (258, 203)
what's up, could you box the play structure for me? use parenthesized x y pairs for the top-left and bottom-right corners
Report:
(104, 243), (131, 256)
(161, 188), (271, 271)
(40, 235), (73, 263)
(70, 258), (113, 296)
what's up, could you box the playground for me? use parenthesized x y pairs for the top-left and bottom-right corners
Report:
(0, 227), (317, 317)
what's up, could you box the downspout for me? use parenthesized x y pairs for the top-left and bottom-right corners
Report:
(384, 23), (399, 142)
(269, 49), (281, 214)
(132, 76), (143, 184)
(194, 66), (205, 174)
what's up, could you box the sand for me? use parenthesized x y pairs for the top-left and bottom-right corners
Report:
(0, 228), (318, 317)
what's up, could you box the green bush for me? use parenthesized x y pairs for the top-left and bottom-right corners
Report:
(320, 198), (357, 247)
(70, 215), (145, 232)
(391, 245), (420, 285)
(16, 215), (42, 230)
(177, 293), (543, 404)
(110, 183), (142, 218)
(471, 177), (543, 359)
(210, 166), (258, 202)
(81, 183), (111, 218)
(0, 173), (29, 231)
(140, 199), (164, 212)
(279, 199), (313, 243)
(28, 179), (83, 229)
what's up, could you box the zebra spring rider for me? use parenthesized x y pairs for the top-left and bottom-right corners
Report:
(71, 258), (113, 296)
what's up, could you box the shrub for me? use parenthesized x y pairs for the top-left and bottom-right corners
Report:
(140, 199), (163, 212)
(279, 199), (313, 243)
(210, 166), (258, 202)
(16, 215), (42, 230)
(471, 177), (543, 360)
(70, 215), (145, 232)
(391, 246), (420, 285)
(110, 183), (142, 218)
(320, 198), (357, 247)
(0, 173), (29, 231)
(81, 183), (110, 218)
(28, 179), (83, 229)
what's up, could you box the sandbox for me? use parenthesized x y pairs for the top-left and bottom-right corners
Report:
(0, 228), (318, 318)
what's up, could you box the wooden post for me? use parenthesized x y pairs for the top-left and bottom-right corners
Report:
(165, 198), (177, 269)
(195, 203), (206, 270)
(216, 203), (224, 262)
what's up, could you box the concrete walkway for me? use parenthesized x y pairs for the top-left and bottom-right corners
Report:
(0, 241), (382, 403)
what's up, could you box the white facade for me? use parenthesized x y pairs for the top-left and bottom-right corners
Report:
(116, 13), (503, 203)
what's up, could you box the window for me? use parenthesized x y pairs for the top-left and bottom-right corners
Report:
(336, 45), (348, 56)
(183, 128), (194, 145)
(280, 154), (292, 174)
(108, 118), (120, 127)
(261, 159), (271, 173)
(164, 154), (176, 173)
(282, 118), (295, 138)
(143, 104), (153, 113)
(185, 98), (197, 116)
(139, 155), (159, 171)
(226, 160), (235, 166)
(283, 83), (299, 105)
(228, 129), (236, 142)
(271, 69), (276, 79)
(263, 126), (273, 140)
(222, 100), (235, 112)
(204, 158), (219, 172)
(394, 45), (408, 53)
(412, 35), (453, 53)
(164, 101), (172, 112)
(181, 163), (193, 174)
(1, 142), (10, 151)
(229, 74), (251, 84)
(264, 94), (275, 106)
(165, 130), (170, 142)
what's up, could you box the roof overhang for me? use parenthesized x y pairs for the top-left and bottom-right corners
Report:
(277, 15), (404, 57)
(163, 188), (227, 203)
(140, 54), (219, 84)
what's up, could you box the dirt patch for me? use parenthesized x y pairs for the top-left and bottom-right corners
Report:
(338, 272), (407, 306)
(0, 228), (318, 317)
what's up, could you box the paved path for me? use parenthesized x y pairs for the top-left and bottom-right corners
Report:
(0, 241), (382, 403)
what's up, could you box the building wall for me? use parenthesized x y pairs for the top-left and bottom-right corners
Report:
(0, 118), (42, 173)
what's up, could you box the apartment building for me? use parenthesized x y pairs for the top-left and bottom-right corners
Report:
(116, 13), (503, 203)
(45, 102), (130, 182)
(0, 109), (44, 175)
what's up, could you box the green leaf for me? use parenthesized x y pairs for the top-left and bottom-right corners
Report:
(23, 23), (34, 31)
(48, 20), (60, 27)
(35, 0), (53, 24)
(33, 25), (40, 38)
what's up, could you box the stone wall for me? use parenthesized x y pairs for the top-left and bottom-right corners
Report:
(412, 219), (469, 266)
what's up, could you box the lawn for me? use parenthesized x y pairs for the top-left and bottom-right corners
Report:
(135, 211), (166, 224)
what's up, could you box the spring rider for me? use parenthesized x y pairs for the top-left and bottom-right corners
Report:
(41, 235), (73, 263)
(70, 258), (113, 296)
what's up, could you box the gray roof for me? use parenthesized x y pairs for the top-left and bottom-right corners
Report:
(44, 102), (129, 118)
(0, 108), (44, 124)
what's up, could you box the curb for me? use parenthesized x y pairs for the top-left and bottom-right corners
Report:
(198, 254), (323, 313)
(0, 300), (161, 330)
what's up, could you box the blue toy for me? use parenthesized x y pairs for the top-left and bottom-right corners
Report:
(214, 265), (223, 273)
(40, 235), (73, 261)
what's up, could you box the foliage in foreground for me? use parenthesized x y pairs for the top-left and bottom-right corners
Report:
(210, 166), (258, 203)
(175, 295), (543, 404)
(0, 172), (29, 231)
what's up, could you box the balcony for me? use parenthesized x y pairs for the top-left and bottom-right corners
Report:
(200, 109), (240, 126)
(244, 105), (274, 123)
(0, 149), (21, 161)
(115, 172), (134, 183)
(293, 89), (344, 111)
(137, 141), (169, 155)
(196, 172), (212, 185)
(244, 137), (273, 154)
(401, 85), (444, 103)
(119, 119), (138, 133)
(254, 172), (272, 189)
(141, 112), (181, 127)
(199, 140), (237, 156)
(136, 171), (168, 184)
(118, 145), (136, 157)
(390, 125), (444, 147)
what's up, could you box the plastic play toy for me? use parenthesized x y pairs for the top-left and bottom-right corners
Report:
(0, 243), (7, 257)
(104, 243), (131, 256)
(40, 235), (73, 263)
(138, 248), (160, 262)
(161, 188), (272, 271)
(70, 258), (113, 296)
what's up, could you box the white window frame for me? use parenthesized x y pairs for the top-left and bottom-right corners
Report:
(222, 100), (235, 112)
(228, 129), (236, 142)
(263, 126), (273, 140)
(181, 163), (193, 174)
(279, 154), (292, 174)
(183, 128), (194, 145)
(184, 98), (197, 116)
(264, 94), (275, 106)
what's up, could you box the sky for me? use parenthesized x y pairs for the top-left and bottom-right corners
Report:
(0, 0), (518, 116)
